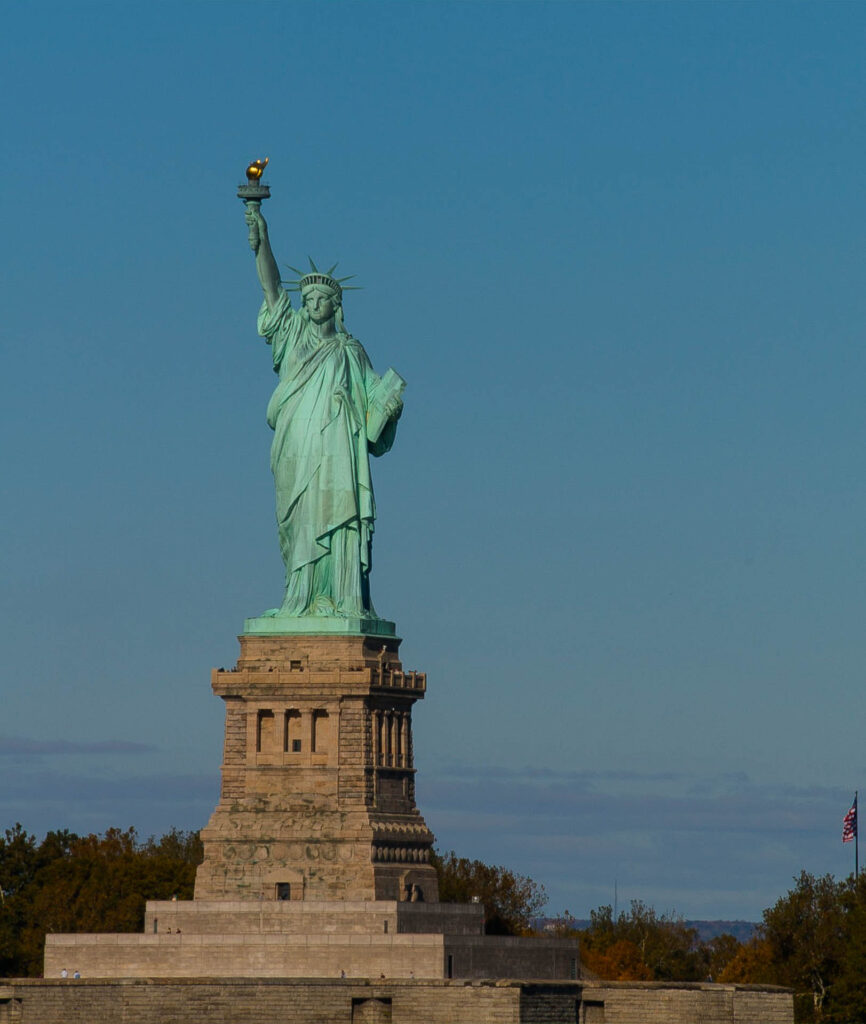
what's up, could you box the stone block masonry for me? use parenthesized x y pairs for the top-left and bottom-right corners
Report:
(0, 978), (792, 1024)
(194, 633), (439, 904)
(42, 632), (584, 986)
(45, 931), (587, 982)
(141, 899), (485, 936)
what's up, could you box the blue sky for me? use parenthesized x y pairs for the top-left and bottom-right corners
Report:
(2, 0), (866, 921)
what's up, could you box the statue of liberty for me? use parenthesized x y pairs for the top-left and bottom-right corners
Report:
(243, 199), (404, 627)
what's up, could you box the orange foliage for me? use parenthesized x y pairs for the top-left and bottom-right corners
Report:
(581, 939), (654, 981)
(717, 937), (777, 985)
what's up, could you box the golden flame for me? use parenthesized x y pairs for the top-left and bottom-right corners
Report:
(246, 157), (269, 182)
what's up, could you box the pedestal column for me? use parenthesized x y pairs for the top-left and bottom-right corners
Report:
(194, 633), (439, 903)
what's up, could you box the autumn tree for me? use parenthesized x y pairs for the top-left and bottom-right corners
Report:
(575, 900), (708, 982)
(718, 935), (776, 985)
(717, 871), (859, 1024)
(827, 872), (866, 1023)
(703, 932), (744, 981)
(0, 825), (202, 977)
(430, 849), (547, 935)
(761, 872), (845, 1022)
(0, 824), (40, 976)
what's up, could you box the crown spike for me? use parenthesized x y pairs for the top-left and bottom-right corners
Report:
(282, 258), (360, 299)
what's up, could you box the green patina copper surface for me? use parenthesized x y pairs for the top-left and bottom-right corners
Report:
(241, 190), (403, 635)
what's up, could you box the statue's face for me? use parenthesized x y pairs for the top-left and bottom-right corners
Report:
(303, 288), (336, 325)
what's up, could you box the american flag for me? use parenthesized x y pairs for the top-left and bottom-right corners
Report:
(843, 797), (857, 844)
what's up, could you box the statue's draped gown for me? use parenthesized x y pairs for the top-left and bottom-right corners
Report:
(258, 289), (397, 616)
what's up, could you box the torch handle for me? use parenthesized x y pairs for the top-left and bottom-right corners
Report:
(245, 199), (262, 252)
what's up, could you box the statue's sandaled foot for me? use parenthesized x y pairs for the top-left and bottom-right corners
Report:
(311, 596), (338, 616)
(336, 606), (372, 619)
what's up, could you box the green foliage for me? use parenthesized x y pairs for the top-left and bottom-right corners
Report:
(718, 870), (866, 1024)
(760, 871), (845, 1021)
(0, 824), (202, 978)
(829, 873), (866, 1023)
(430, 849), (547, 935)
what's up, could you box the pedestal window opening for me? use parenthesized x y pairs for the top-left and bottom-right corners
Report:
(256, 710), (276, 753)
(285, 710), (302, 752)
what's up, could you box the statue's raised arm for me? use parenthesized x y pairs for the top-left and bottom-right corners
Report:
(245, 203), (282, 311)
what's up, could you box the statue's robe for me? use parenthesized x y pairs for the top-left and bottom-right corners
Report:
(258, 289), (397, 616)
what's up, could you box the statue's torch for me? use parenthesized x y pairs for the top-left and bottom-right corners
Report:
(238, 158), (271, 250)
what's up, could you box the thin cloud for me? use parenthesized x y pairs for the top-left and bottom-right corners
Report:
(1, 766), (216, 802)
(418, 765), (854, 841)
(0, 736), (156, 756)
(0, 767), (218, 843)
(438, 763), (689, 785)
(417, 762), (856, 917)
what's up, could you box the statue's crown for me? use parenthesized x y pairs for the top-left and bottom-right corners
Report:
(283, 258), (360, 301)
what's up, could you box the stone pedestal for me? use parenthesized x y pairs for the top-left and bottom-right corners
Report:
(42, 628), (587, 983)
(194, 633), (439, 904)
(35, 627), (791, 1024)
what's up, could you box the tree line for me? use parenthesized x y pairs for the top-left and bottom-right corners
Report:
(547, 870), (866, 1023)
(0, 824), (200, 977)
(2, 824), (864, 1021)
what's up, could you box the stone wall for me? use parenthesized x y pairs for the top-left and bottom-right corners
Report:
(0, 978), (792, 1024)
(1, 979), (525, 1024)
(44, 931), (582, 982)
(143, 898), (484, 936)
(577, 982), (793, 1024)
(395, 903), (485, 935)
(44, 933), (449, 980)
(445, 936), (580, 981)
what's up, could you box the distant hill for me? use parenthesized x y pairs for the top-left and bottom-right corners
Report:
(688, 920), (756, 943)
(536, 918), (757, 943)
